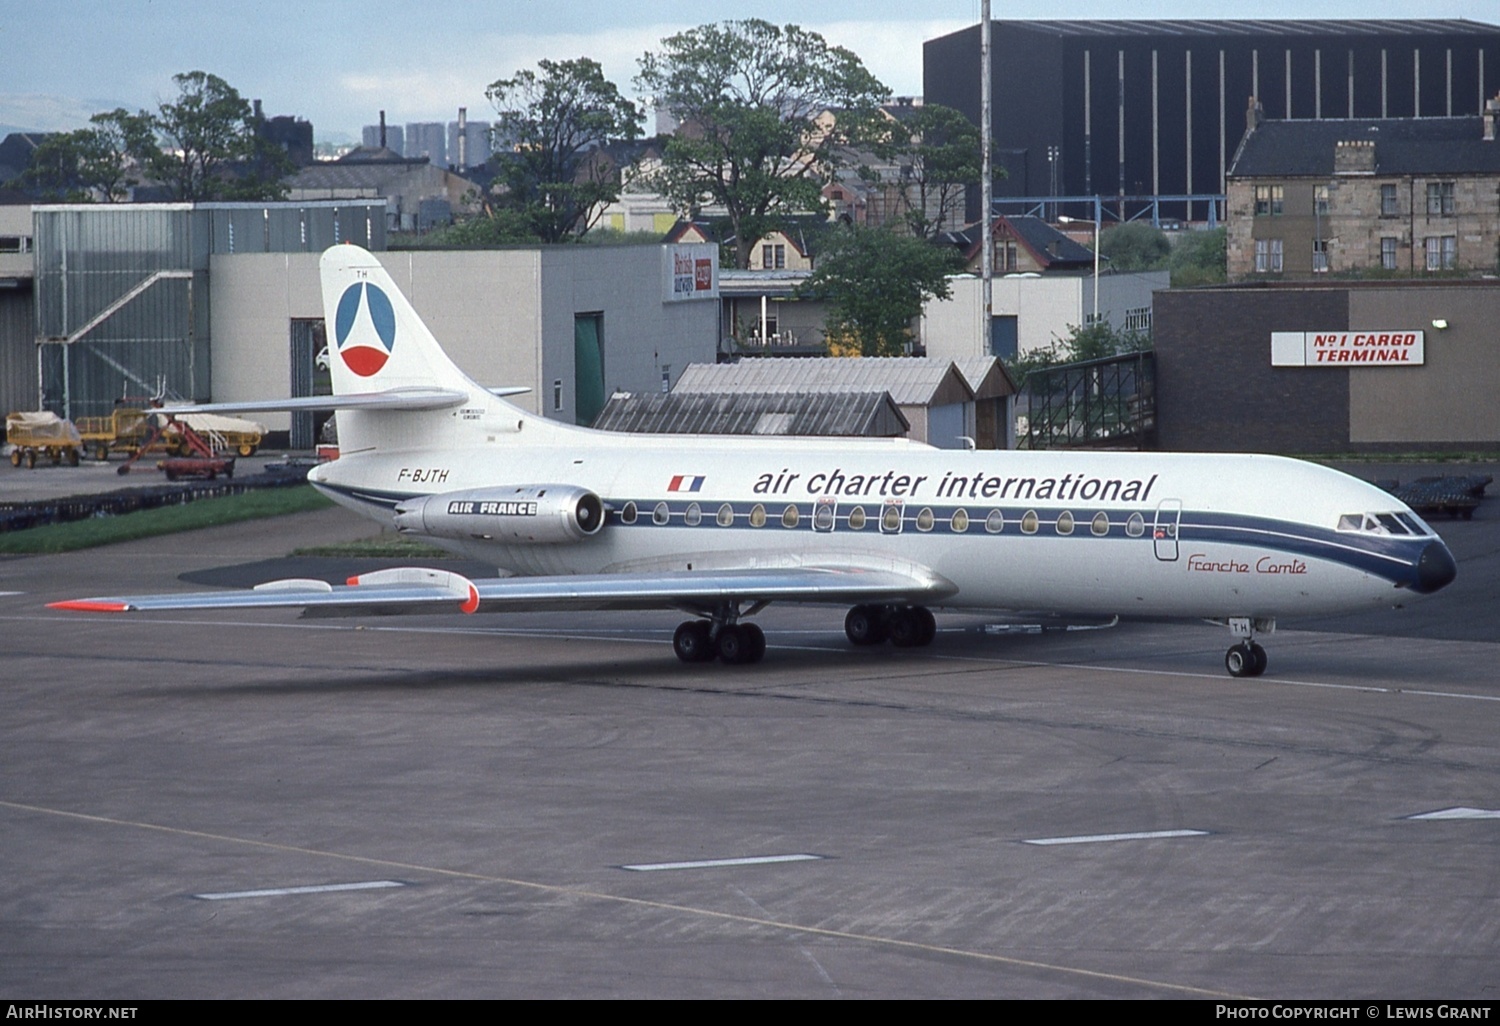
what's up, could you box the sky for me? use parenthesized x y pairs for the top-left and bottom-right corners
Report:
(5, 0), (1499, 143)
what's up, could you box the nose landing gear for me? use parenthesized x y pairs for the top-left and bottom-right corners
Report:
(1223, 617), (1273, 677)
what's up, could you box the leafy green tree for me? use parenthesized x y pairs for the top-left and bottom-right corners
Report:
(149, 71), (290, 200)
(486, 57), (642, 243)
(16, 109), (154, 201)
(796, 225), (960, 356)
(863, 103), (985, 239)
(1169, 226), (1227, 286)
(637, 20), (889, 268)
(1098, 221), (1170, 271)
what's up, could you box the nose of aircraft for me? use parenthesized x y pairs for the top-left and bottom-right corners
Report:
(1413, 539), (1458, 594)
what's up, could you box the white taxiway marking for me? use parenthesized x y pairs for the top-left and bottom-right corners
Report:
(1023, 829), (1210, 846)
(0, 591), (23, 597)
(194, 879), (405, 900)
(621, 854), (824, 872)
(1404, 807), (1500, 820)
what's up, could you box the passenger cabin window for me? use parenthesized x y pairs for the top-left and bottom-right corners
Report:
(950, 509), (969, 533)
(620, 501), (638, 524)
(716, 503), (734, 526)
(749, 504), (767, 528)
(985, 510), (1004, 533)
(1055, 511), (1074, 535)
(848, 506), (867, 530)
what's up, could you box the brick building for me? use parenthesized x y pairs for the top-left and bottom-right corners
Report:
(1226, 97), (1500, 278)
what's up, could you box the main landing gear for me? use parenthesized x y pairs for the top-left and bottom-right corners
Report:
(845, 604), (937, 649)
(672, 608), (767, 666)
(1223, 616), (1273, 678)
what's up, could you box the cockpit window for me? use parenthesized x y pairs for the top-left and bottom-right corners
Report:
(1338, 512), (1423, 536)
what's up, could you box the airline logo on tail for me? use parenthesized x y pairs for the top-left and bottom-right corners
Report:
(333, 281), (397, 376)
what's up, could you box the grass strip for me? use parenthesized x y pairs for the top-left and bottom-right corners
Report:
(0, 485), (334, 555)
(291, 536), (453, 559)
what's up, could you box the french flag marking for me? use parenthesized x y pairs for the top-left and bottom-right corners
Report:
(668, 475), (705, 492)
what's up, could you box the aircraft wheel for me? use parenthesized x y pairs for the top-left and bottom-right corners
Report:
(889, 607), (925, 648)
(915, 606), (937, 646)
(716, 624), (751, 665)
(844, 605), (888, 646)
(1225, 642), (1265, 678)
(740, 623), (766, 664)
(672, 620), (715, 663)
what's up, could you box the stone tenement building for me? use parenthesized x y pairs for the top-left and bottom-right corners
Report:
(1226, 97), (1500, 279)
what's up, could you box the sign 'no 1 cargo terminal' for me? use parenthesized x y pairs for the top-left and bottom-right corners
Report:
(1271, 331), (1426, 367)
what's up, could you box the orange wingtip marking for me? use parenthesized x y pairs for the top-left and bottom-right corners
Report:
(48, 600), (130, 613)
(460, 584), (480, 615)
(346, 576), (361, 586)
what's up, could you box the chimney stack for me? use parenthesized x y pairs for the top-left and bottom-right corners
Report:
(457, 107), (467, 169)
(1246, 96), (1264, 136)
(379, 110), (387, 149)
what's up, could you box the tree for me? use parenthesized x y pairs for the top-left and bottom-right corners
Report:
(1169, 226), (1227, 286)
(15, 109), (154, 201)
(486, 58), (642, 243)
(637, 20), (889, 268)
(863, 103), (985, 239)
(1097, 221), (1170, 271)
(149, 71), (290, 201)
(796, 225), (961, 356)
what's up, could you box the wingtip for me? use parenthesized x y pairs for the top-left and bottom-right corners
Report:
(48, 599), (131, 613)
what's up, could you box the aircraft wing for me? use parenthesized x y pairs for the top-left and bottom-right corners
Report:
(150, 387), (469, 417)
(49, 563), (958, 617)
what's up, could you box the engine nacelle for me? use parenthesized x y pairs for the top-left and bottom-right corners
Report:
(393, 485), (605, 544)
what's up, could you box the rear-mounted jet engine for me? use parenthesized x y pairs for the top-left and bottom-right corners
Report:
(394, 485), (605, 544)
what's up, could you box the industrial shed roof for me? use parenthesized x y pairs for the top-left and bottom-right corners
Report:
(936, 19), (1498, 41)
(674, 358), (977, 407)
(592, 390), (910, 438)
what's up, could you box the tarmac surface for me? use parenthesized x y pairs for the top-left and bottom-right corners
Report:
(0, 458), (1497, 999)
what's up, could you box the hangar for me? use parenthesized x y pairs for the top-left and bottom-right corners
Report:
(3, 202), (718, 446)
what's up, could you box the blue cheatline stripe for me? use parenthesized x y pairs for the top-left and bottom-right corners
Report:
(314, 483), (1426, 588)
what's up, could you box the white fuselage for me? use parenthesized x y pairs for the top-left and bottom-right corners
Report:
(310, 425), (1443, 620)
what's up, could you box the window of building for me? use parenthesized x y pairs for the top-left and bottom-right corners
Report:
(1000, 241), (1018, 271)
(1254, 238), (1283, 273)
(1123, 307), (1152, 332)
(1312, 238), (1329, 273)
(761, 244), (786, 269)
(1426, 235), (1457, 271)
(1314, 185), (1330, 216)
(1254, 185), (1283, 216)
(0, 235), (31, 254)
(1381, 237), (1398, 270)
(1380, 184), (1399, 217)
(1426, 182), (1455, 217)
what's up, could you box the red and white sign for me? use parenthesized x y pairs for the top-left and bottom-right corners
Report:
(1271, 331), (1425, 367)
(662, 243), (718, 303)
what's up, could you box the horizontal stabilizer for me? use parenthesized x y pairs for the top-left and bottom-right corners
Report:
(151, 387), (469, 417)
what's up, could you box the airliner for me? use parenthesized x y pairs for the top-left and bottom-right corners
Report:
(50, 244), (1458, 677)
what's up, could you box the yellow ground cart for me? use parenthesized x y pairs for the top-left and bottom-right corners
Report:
(173, 412), (264, 457)
(6, 411), (84, 467)
(76, 408), (176, 461)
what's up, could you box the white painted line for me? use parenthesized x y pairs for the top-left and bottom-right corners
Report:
(1405, 807), (1500, 820)
(0, 591), (23, 597)
(1023, 829), (1210, 847)
(621, 853), (824, 872)
(194, 879), (405, 901)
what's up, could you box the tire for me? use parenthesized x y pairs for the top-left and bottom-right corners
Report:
(1249, 642), (1268, 676)
(95, 445), (109, 462)
(49, 449), (62, 465)
(9, 449), (19, 467)
(716, 624), (749, 665)
(1226, 644), (1255, 678)
(672, 621), (714, 663)
(25, 450), (36, 469)
(915, 607), (937, 646)
(844, 605), (887, 646)
(741, 623), (766, 664)
(889, 608), (924, 648)
(238, 444), (256, 457)
(67, 448), (79, 466)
